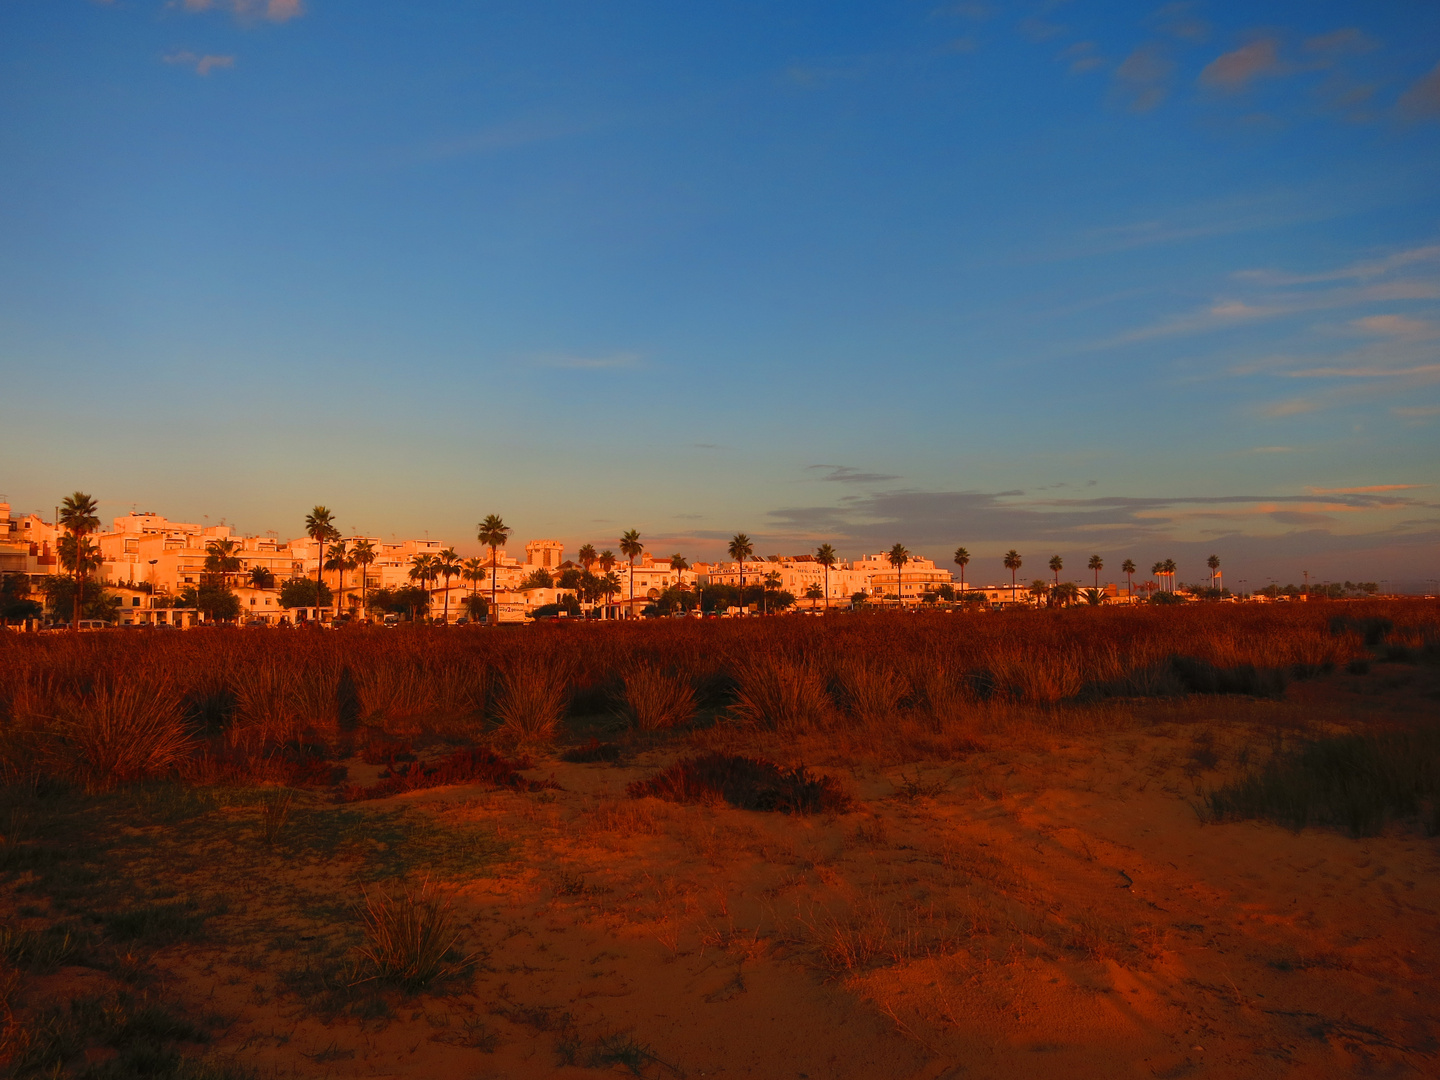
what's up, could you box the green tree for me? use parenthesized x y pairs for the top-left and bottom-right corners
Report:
(1087, 554), (1103, 589)
(249, 565), (276, 589)
(519, 568), (554, 590)
(182, 582), (241, 622)
(763, 569), (782, 615)
(577, 544), (597, 571)
(1, 574), (43, 625)
(804, 583), (824, 608)
(436, 546), (462, 625)
(204, 538), (243, 586)
(58, 492), (101, 630)
(815, 543), (838, 612)
(1049, 554), (1063, 586)
(461, 556), (487, 603)
(280, 577), (332, 610)
(476, 515), (511, 625)
(1003, 550), (1022, 605)
(351, 539), (377, 616)
(304, 507), (337, 613)
(462, 594), (488, 622)
(1207, 554), (1220, 589)
(953, 546), (970, 594)
(888, 544), (910, 606)
(1029, 578), (1049, 606)
(1162, 558), (1177, 593)
(1121, 558), (1137, 598)
(620, 529), (643, 618)
(728, 534), (754, 614)
(408, 553), (438, 619)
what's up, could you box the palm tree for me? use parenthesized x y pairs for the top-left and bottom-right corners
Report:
(351, 539), (377, 617)
(1003, 550), (1022, 605)
(436, 547), (462, 625)
(762, 570), (781, 615)
(728, 534), (754, 615)
(669, 553), (690, 613)
(1049, 555), (1063, 586)
(249, 565), (276, 590)
(324, 540), (349, 616)
(953, 546), (970, 596)
(815, 543), (838, 612)
(597, 550), (617, 616)
(888, 543), (910, 606)
(1163, 558), (1177, 593)
(619, 530), (643, 618)
(1122, 558), (1137, 599)
(408, 553), (438, 620)
(461, 556), (486, 601)
(1029, 579), (1049, 607)
(59, 492), (100, 629)
(205, 538), (243, 587)
(476, 515), (511, 625)
(601, 570), (622, 611)
(304, 507), (337, 614)
(1088, 554), (1103, 590)
(578, 544), (597, 572)
(1207, 554), (1220, 590)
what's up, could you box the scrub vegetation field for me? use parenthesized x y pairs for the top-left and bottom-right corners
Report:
(2, 601), (1439, 1079)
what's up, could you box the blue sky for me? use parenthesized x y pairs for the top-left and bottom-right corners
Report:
(2, 1), (1439, 588)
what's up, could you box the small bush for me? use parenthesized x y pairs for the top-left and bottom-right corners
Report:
(361, 740), (415, 766)
(354, 878), (474, 992)
(1208, 726), (1440, 836)
(622, 665), (695, 730)
(628, 753), (852, 815)
(343, 747), (558, 801)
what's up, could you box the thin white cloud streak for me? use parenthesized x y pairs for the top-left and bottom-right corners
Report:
(163, 51), (235, 75)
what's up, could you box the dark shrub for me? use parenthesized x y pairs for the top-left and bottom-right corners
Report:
(628, 753), (851, 815)
(344, 747), (558, 800)
(560, 738), (621, 764)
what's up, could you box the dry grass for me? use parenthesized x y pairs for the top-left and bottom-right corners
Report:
(354, 878), (475, 991)
(492, 654), (567, 747)
(51, 678), (194, 792)
(622, 664), (695, 730)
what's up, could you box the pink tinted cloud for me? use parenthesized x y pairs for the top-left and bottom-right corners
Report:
(178, 0), (303, 22)
(163, 50), (235, 75)
(1199, 39), (1282, 91)
(1399, 61), (1440, 119)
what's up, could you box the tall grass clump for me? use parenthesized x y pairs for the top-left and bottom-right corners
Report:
(492, 654), (567, 746)
(729, 655), (831, 732)
(832, 657), (908, 720)
(1208, 726), (1440, 836)
(622, 664), (695, 730)
(354, 878), (474, 991)
(51, 679), (194, 792)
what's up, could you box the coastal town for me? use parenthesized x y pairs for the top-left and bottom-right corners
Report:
(1, 496), (1364, 629)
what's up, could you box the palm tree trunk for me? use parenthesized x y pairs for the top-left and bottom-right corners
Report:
(824, 565), (829, 612)
(490, 547), (498, 625)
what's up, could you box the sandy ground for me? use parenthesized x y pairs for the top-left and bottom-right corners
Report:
(7, 662), (1440, 1078)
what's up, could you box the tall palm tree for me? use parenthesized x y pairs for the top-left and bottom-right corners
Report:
(476, 515), (511, 625)
(815, 543), (838, 612)
(1029, 579), (1049, 607)
(351, 539), (376, 617)
(436, 546), (462, 625)
(324, 540), (349, 615)
(408, 553), (438, 620)
(1151, 561), (1165, 593)
(728, 534), (754, 615)
(1003, 550), (1022, 605)
(669, 553), (690, 613)
(1163, 558), (1177, 593)
(888, 543), (910, 606)
(1207, 554), (1220, 590)
(598, 550), (616, 616)
(763, 570), (781, 615)
(1049, 555), (1063, 586)
(578, 544), (597, 572)
(1088, 554), (1103, 590)
(304, 507), (336, 614)
(619, 530), (643, 618)
(1121, 558), (1136, 599)
(601, 570), (622, 611)
(461, 556), (486, 601)
(59, 492), (100, 630)
(953, 546), (970, 595)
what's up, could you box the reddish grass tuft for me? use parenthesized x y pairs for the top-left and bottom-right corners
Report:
(627, 752), (852, 814)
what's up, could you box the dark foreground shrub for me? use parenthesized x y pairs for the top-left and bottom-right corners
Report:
(1208, 726), (1440, 837)
(1329, 615), (1393, 647)
(628, 753), (852, 815)
(343, 747), (558, 801)
(559, 738), (621, 764)
(1080, 655), (1287, 701)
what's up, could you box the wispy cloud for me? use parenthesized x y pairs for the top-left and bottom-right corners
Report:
(163, 51), (234, 75)
(1062, 41), (1105, 75)
(178, 0), (303, 23)
(1308, 484), (1423, 495)
(1112, 43), (1173, 112)
(1393, 405), (1440, 418)
(1147, 2), (1210, 43)
(1234, 244), (1440, 286)
(1303, 28), (1379, 56)
(1399, 61), (1440, 120)
(1261, 398), (1318, 417)
(806, 465), (902, 484)
(1199, 39), (1284, 92)
(1350, 314), (1440, 340)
